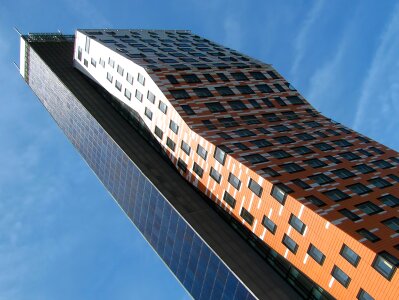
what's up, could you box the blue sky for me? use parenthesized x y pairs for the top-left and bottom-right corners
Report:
(1, 1), (399, 299)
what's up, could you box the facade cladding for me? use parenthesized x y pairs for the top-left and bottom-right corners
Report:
(20, 29), (399, 299)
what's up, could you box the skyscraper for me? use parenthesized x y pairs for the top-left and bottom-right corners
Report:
(20, 30), (398, 300)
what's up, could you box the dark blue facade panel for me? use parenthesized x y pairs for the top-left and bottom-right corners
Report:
(28, 48), (255, 300)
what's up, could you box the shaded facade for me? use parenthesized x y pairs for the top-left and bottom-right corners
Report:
(20, 29), (399, 300)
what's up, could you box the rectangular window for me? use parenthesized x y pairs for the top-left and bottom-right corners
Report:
(181, 104), (195, 115)
(234, 129), (255, 137)
(215, 86), (234, 96)
(357, 289), (375, 300)
(248, 179), (263, 197)
(85, 36), (90, 53)
(77, 46), (82, 61)
(251, 139), (272, 148)
(135, 90), (143, 102)
(275, 136), (294, 144)
(332, 168), (355, 179)
(340, 245), (361, 267)
(210, 167), (221, 183)
(271, 185), (287, 205)
(182, 74), (201, 83)
(192, 162), (204, 178)
(281, 163), (304, 173)
(169, 120), (179, 134)
(108, 57), (115, 68)
(158, 101), (168, 114)
(147, 91), (156, 103)
(243, 154), (268, 164)
(229, 100), (248, 110)
(354, 164), (375, 174)
(228, 173), (241, 190)
(106, 72), (113, 83)
(90, 58), (96, 67)
(248, 99), (261, 108)
(339, 209), (361, 221)
(250, 71), (266, 80)
(262, 216), (277, 234)
(144, 107), (153, 120)
(306, 196), (326, 207)
(126, 72), (133, 85)
(355, 201), (383, 215)
(166, 75), (178, 84)
(214, 147), (226, 165)
(197, 145), (207, 160)
(282, 234), (298, 254)
(180, 141), (191, 155)
(223, 191), (236, 208)
(177, 158), (187, 172)
(206, 102), (226, 113)
(323, 189), (349, 202)
(237, 85), (255, 94)
(378, 194), (399, 207)
(124, 88), (131, 100)
(154, 126), (163, 140)
(382, 217), (399, 232)
(117, 65), (124, 76)
(240, 208), (254, 225)
(307, 244), (325, 265)
(241, 115), (260, 125)
(137, 73), (145, 85)
(372, 252), (398, 280)
(115, 80), (122, 91)
(256, 84), (273, 93)
(269, 150), (291, 159)
(289, 214), (306, 234)
(331, 266), (351, 287)
(193, 88), (213, 98)
(357, 228), (380, 243)
(204, 73), (216, 82)
(369, 178), (392, 189)
(292, 146), (313, 155)
(166, 137), (176, 151)
(309, 174), (334, 185)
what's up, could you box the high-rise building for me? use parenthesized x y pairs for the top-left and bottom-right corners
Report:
(19, 29), (398, 300)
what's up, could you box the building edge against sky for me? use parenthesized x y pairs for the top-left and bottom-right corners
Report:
(20, 30), (399, 300)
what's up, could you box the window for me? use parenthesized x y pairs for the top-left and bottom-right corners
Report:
(296, 133), (315, 141)
(282, 234), (298, 254)
(77, 46), (82, 61)
(248, 179), (263, 197)
(331, 266), (351, 288)
(369, 178), (392, 189)
(243, 154), (268, 164)
(274, 83), (285, 92)
(166, 137), (176, 151)
(357, 228), (380, 243)
(339, 209), (361, 221)
(333, 139), (352, 147)
(90, 58), (96, 67)
(193, 88), (213, 98)
(347, 183), (371, 195)
(256, 84), (273, 93)
(262, 216), (277, 234)
(358, 149), (372, 157)
(192, 162), (203, 178)
(135, 89), (143, 102)
(262, 98), (274, 107)
(250, 139), (272, 148)
(267, 70), (278, 79)
(144, 107), (153, 120)
(169, 120), (179, 134)
(382, 217), (399, 232)
(126, 72), (134, 85)
(307, 244), (325, 265)
(289, 214), (306, 234)
(304, 121), (321, 128)
(177, 158), (187, 172)
(181, 104), (195, 115)
(99, 58), (105, 67)
(147, 91), (156, 103)
(217, 145), (233, 154)
(378, 194), (399, 207)
(218, 117), (238, 128)
(234, 142), (248, 150)
(271, 185), (287, 204)
(313, 142), (334, 151)
(166, 75), (178, 84)
(281, 163), (304, 173)
(228, 100), (248, 110)
(204, 73), (216, 82)
(197, 145), (207, 160)
(263, 113), (280, 122)
(215, 86), (234, 96)
(137, 73), (145, 85)
(158, 101), (168, 114)
(124, 88), (131, 100)
(206, 102), (226, 113)
(217, 73), (229, 81)
(292, 179), (311, 189)
(170, 89), (190, 99)
(154, 126), (163, 140)
(306, 196), (326, 207)
(234, 129), (255, 137)
(248, 99), (261, 108)
(341, 152), (360, 161)
(237, 85), (255, 94)
(332, 168), (355, 179)
(340, 245), (361, 266)
(315, 131), (327, 138)
(354, 164), (375, 174)
(287, 96), (304, 104)
(281, 111), (299, 120)
(257, 127), (270, 134)
(372, 252), (398, 280)
(241, 115), (260, 125)
(269, 150), (291, 159)
(309, 174), (334, 185)
(275, 136), (295, 144)
(182, 74), (201, 83)
(370, 146), (384, 154)
(106, 72), (113, 83)
(214, 147), (226, 165)
(262, 167), (279, 177)
(326, 155), (341, 164)
(223, 191), (236, 208)
(292, 146), (313, 155)
(115, 80), (122, 91)
(228, 173), (241, 190)
(271, 125), (290, 132)
(304, 158), (326, 168)
(357, 289), (375, 300)
(240, 208), (254, 225)
(231, 72), (248, 81)
(181, 141), (191, 155)
(210, 167), (221, 183)
(388, 174), (399, 182)
(250, 71), (266, 80)
(108, 57), (115, 68)
(323, 189), (349, 202)
(117, 65), (124, 76)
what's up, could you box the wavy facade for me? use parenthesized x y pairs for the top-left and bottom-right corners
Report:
(21, 29), (398, 300)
